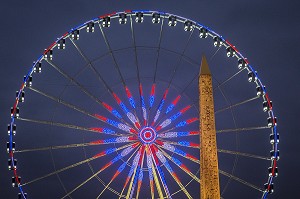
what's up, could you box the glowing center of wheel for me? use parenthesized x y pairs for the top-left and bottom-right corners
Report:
(139, 127), (157, 144)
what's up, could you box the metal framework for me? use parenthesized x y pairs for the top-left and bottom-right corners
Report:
(7, 10), (279, 199)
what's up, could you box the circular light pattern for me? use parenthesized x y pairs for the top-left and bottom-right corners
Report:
(139, 126), (157, 144)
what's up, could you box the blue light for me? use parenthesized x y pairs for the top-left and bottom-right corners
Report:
(103, 128), (115, 134)
(106, 148), (117, 155)
(129, 98), (136, 109)
(171, 156), (182, 166)
(112, 110), (122, 119)
(104, 138), (117, 143)
(177, 132), (189, 137)
(149, 96), (154, 107)
(166, 104), (174, 114)
(174, 148), (186, 157)
(112, 154), (122, 163)
(178, 141), (189, 147)
(120, 103), (129, 113)
(141, 96), (146, 107)
(164, 162), (173, 172)
(170, 112), (181, 121)
(158, 99), (165, 111)
(107, 119), (119, 127)
(176, 121), (187, 127)
(118, 162), (127, 172)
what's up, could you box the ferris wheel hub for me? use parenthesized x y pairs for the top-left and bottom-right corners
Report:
(139, 126), (157, 144)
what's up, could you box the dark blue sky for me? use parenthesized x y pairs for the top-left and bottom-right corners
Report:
(1, 0), (299, 198)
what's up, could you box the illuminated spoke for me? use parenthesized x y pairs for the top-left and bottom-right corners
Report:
(219, 169), (264, 192)
(164, 95), (181, 115)
(155, 141), (199, 163)
(139, 84), (148, 126)
(151, 28), (194, 126)
(149, 145), (172, 199)
(159, 147), (200, 183)
(118, 146), (144, 199)
(135, 148), (145, 199)
(155, 105), (191, 131)
(218, 149), (270, 160)
(145, 146), (156, 199)
(61, 142), (140, 199)
(15, 136), (136, 153)
(96, 146), (140, 198)
(98, 23), (139, 121)
(17, 116), (127, 136)
(149, 14), (165, 113)
(27, 86), (124, 126)
(129, 15), (146, 128)
(45, 60), (119, 119)
(70, 38), (139, 129)
(158, 117), (198, 134)
(46, 59), (137, 131)
(157, 138), (199, 148)
(22, 143), (133, 186)
(18, 112), (134, 135)
(46, 60), (137, 131)
(158, 131), (199, 139)
(127, 147), (145, 199)
(152, 145), (193, 199)
(94, 114), (137, 134)
(217, 126), (269, 133)
(215, 96), (260, 114)
(151, 88), (169, 126)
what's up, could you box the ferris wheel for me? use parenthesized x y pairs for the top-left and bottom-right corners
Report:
(7, 10), (279, 199)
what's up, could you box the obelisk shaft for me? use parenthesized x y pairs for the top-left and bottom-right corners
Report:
(199, 55), (220, 199)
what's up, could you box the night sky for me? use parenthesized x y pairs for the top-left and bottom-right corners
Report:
(1, 1), (299, 198)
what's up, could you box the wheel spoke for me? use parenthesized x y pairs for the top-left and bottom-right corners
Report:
(152, 145), (193, 199)
(45, 60), (124, 121)
(218, 149), (270, 160)
(118, 146), (144, 199)
(157, 138), (199, 148)
(155, 141), (199, 163)
(96, 146), (140, 198)
(22, 143), (133, 186)
(15, 137), (136, 153)
(27, 86), (125, 128)
(98, 23), (140, 124)
(150, 28), (194, 126)
(219, 169), (264, 192)
(61, 142), (140, 199)
(149, 144), (172, 199)
(149, 13), (165, 114)
(217, 126), (269, 133)
(17, 116), (126, 137)
(94, 114), (137, 134)
(69, 37), (139, 128)
(129, 15), (146, 128)
(158, 117), (198, 134)
(155, 105), (191, 131)
(213, 68), (245, 91)
(145, 145), (156, 199)
(127, 146), (145, 199)
(158, 146), (200, 183)
(215, 96), (260, 114)
(135, 147), (145, 199)
(158, 131), (198, 139)
(151, 88), (169, 126)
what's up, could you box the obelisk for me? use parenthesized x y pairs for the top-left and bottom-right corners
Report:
(199, 55), (220, 199)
